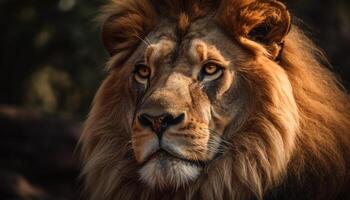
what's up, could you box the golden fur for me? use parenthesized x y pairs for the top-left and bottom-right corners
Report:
(80, 0), (350, 199)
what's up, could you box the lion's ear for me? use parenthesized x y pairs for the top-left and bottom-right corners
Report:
(226, 0), (291, 59)
(100, 1), (156, 66)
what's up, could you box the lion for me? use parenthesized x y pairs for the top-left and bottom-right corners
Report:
(79, 0), (350, 199)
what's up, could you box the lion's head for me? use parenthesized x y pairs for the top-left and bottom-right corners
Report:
(80, 0), (350, 199)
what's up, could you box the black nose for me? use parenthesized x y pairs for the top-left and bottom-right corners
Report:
(138, 113), (185, 138)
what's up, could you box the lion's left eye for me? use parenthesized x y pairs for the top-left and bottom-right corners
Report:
(200, 63), (223, 82)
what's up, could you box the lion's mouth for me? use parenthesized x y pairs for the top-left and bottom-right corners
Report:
(143, 149), (206, 168)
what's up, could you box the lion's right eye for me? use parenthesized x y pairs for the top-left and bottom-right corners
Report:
(133, 63), (151, 85)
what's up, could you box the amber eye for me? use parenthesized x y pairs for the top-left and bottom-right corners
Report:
(134, 63), (151, 84)
(203, 63), (219, 75)
(200, 62), (223, 82)
(136, 64), (150, 78)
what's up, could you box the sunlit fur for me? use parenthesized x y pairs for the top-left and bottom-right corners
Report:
(139, 155), (201, 189)
(80, 0), (350, 200)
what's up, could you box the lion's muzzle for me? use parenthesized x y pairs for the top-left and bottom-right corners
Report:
(129, 72), (220, 187)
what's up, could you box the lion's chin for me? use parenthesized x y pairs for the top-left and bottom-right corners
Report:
(139, 151), (202, 189)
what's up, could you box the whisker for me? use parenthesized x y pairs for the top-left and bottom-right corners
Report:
(132, 34), (151, 46)
(201, 127), (234, 151)
(144, 36), (152, 45)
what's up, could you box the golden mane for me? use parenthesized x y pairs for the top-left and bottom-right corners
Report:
(80, 0), (350, 199)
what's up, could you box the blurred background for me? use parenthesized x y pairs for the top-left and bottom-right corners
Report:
(0, 0), (349, 199)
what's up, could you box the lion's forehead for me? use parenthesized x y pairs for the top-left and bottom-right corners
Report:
(143, 19), (238, 70)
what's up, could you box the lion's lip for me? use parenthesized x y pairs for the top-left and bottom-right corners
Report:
(142, 149), (206, 167)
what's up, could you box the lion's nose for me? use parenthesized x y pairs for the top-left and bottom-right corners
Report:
(138, 113), (185, 139)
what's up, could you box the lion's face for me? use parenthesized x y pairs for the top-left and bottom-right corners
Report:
(127, 19), (248, 188)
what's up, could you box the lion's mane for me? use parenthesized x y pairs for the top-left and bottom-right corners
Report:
(80, 0), (350, 199)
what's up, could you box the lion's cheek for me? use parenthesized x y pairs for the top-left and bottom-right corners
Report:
(132, 126), (159, 163)
(162, 133), (210, 161)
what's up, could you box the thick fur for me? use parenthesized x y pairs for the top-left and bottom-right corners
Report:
(80, 0), (350, 199)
